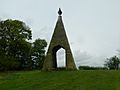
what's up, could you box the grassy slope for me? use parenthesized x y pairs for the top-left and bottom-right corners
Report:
(0, 70), (120, 90)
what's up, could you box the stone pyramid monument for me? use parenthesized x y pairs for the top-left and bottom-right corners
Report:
(43, 8), (76, 70)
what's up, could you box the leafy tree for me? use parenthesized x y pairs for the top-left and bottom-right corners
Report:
(31, 39), (47, 69)
(104, 56), (120, 70)
(0, 55), (19, 71)
(0, 19), (48, 71)
(0, 19), (32, 70)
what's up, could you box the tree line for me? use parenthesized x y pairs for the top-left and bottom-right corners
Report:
(79, 55), (120, 70)
(0, 19), (47, 71)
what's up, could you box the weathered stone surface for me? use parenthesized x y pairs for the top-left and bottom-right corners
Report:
(43, 11), (76, 70)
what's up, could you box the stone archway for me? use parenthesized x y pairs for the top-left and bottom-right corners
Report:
(52, 45), (66, 68)
(43, 8), (76, 70)
(56, 48), (66, 68)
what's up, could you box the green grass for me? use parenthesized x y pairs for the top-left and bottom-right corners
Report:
(0, 70), (120, 90)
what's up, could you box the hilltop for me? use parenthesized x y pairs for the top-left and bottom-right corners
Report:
(0, 70), (120, 90)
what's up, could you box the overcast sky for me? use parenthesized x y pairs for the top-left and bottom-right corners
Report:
(0, 0), (120, 67)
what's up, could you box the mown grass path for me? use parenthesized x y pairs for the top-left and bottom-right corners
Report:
(0, 70), (120, 90)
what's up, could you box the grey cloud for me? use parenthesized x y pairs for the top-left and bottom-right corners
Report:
(25, 18), (34, 26)
(74, 50), (92, 68)
(32, 26), (52, 41)
(73, 50), (107, 68)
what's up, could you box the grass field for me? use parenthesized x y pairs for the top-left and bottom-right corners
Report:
(0, 70), (120, 90)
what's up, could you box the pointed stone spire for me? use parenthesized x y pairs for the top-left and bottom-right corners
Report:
(43, 9), (76, 70)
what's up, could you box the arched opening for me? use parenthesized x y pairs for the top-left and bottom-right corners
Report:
(57, 48), (66, 68)
(52, 45), (66, 69)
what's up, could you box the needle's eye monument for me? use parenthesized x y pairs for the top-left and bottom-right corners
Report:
(43, 8), (76, 70)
